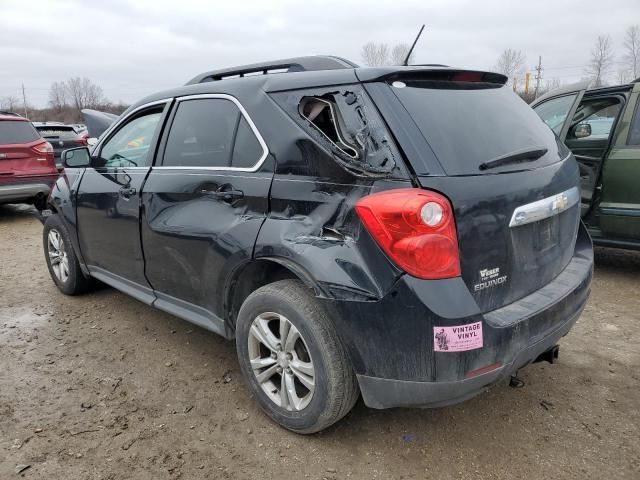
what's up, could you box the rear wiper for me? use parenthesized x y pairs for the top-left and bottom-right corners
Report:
(478, 147), (548, 171)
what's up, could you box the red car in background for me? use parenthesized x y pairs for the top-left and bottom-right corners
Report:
(0, 112), (59, 209)
(33, 122), (88, 169)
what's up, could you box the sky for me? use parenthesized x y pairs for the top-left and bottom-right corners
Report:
(0, 0), (638, 108)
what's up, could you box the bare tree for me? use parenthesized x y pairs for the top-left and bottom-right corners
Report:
(361, 42), (390, 67)
(0, 95), (20, 111)
(585, 35), (614, 87)
(544, 77), (562, 93)
(494, 48), (525, 86)
(618, 68), (631, 84)
(390, 43), (415, 65)
(623, 25), (639, 79)
(64, 77), (105, 112)
(48, 81), (68, 112)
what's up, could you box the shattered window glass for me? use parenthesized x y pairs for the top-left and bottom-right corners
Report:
(271, 86), (401, 177)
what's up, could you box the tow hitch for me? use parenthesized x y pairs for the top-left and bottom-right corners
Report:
(534, 345), (560, 364)
(509, 345), (561, 388)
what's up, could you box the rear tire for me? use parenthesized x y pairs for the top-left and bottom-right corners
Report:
(43, 214), (94, 295)
(236, 279), (359, 434)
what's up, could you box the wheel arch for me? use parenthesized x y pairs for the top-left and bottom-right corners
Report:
(224, 257), (325, 335)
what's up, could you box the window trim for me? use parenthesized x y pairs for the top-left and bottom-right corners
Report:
(626, 96), (640, 146)
(94, 99), (170, 153)
(91, 99), (171, 170)
(157, 93), (269, 172)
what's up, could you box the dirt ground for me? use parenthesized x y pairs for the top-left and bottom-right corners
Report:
(1, 204), (638, 480)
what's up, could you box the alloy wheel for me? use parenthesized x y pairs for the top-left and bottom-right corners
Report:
(47, 229), (69, 283)
(247, 312), (315, 411)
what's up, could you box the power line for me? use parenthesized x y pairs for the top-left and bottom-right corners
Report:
(534, 56), (543, 99)
(21, 83), (28, 118)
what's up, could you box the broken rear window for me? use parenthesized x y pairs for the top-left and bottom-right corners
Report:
(271, 86), (402, 177)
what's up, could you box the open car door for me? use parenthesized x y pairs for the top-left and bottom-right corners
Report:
(531, 82), (590, 214)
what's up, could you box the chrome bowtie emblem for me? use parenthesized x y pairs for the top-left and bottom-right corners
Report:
(509, 187), (579, 227)
(551, 193), (569, 212)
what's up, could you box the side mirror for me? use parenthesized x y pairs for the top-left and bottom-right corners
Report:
(87, 137), (98, 146)
(62, 147), (91, 168)
(574, 123), (592, 139)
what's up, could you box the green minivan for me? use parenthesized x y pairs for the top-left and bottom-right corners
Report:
(531, 79), (640, 250)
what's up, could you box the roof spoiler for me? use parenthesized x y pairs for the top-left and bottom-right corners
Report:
(354, 67), (508, 85)
(186, 55), (359, 85)
(81, 109), (119, 138)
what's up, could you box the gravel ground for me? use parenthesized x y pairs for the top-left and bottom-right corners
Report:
(1, 204), (639, 479)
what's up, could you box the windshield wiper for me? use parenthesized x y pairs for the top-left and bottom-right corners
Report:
(478, 146), (548, 171)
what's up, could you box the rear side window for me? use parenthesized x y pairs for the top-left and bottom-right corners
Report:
(36, 127), (78, 140)
(391, 81), (562, 175)
(231, 116), (263, 168)
(163, 98), (265, 169)
(0, 121), (40, 145)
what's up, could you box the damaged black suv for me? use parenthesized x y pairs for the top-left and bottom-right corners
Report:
(43, 56), (593, 433)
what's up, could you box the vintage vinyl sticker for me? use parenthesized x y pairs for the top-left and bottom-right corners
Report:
(433, 322), (483, 352)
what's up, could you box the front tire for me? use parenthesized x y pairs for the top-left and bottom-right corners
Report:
(43, 214), (93, 295)
(236, 279), (358, 434)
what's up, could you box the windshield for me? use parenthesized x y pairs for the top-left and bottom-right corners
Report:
(0, 120), (41, 145)
(391, 81), (563, 175)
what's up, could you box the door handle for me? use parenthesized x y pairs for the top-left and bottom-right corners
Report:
(119, 186), (137, 198)
(214, 189), (244, 202)
(198, 185), (244, 203)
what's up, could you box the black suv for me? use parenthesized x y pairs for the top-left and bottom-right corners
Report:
(43, 56), (593, 433)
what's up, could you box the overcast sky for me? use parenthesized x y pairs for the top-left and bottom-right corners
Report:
(1, 0), (638, 108)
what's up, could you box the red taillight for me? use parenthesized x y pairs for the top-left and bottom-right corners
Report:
(32, 141), (53, 154)
(32, 141), (56, 169)
(355, 188), (461, 279)
(74, 137), (88, 145)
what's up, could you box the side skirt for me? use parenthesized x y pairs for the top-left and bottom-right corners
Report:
(87, 266), (227, 337)
(88, 266), (155, 305)
(153, 291), (227, 337)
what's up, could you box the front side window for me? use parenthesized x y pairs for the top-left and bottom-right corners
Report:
(163, 98), (264, 169)
(99, 110), (163, 168)
(567, 99), (621, 142)
(532, 94), (578, 135)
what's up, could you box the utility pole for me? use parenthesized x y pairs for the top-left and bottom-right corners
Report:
(21, 83), (29, 118)
(533, 56), (543, 99)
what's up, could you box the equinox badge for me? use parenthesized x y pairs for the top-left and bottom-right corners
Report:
(474, 267), (508, 291)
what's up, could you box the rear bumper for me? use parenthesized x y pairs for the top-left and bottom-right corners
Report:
(358, 301), (582, 408)
(324, 222), (593, 409)
(0, 182), (54, 204)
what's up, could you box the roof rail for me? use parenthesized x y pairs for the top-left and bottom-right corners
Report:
(186, 55), (359, 85)
(0, 110), (22, 117)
